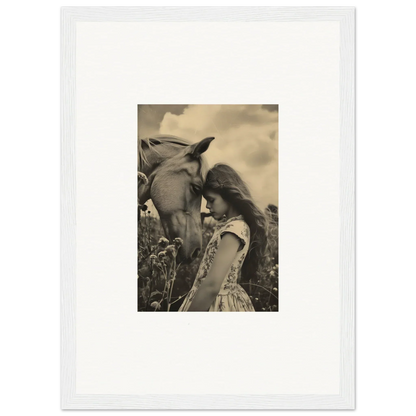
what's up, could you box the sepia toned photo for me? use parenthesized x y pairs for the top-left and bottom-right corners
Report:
(138, 105), (278, 311)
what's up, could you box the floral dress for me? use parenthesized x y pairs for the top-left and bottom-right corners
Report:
(178, 215), (255, 312)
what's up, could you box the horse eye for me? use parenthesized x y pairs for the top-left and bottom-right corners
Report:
(191, 184), (201, 195)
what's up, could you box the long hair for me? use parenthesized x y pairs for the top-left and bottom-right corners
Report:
(203, 163), (269, 283)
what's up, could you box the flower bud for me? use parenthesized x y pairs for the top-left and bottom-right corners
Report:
(173, 237), (183, 248)
(158, 237), (169, 248)
(166, 245), (177, 258)
(158, 250), (167, 259)
(137, 172), (149, 184)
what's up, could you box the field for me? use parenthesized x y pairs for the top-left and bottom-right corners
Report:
(138, 208), (279, 312)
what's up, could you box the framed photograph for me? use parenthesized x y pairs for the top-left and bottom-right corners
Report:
(61, 7), (355, 409)
(137, 104), (279, 313)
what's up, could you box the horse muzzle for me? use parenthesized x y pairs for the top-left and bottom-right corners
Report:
(177, 246), (200, 264)
(160, 213), (202, 264)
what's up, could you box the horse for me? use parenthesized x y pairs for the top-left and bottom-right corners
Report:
(138, 135), (215, 264)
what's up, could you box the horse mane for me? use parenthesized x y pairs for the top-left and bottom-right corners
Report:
(138, 135), (209, 179)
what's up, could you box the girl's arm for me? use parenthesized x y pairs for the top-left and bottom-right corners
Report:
(187, 233), (240, 311)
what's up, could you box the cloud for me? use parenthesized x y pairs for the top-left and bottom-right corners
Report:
(149, 104), (278, 209)
(138, 105), (188, 138)
(242, 142), (275, 168)
(261, 104), (278, 112)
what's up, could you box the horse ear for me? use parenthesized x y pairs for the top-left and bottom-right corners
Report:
(187, 137), (215, 159)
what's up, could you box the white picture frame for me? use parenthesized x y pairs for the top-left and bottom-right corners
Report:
(56, 2), (361, 415)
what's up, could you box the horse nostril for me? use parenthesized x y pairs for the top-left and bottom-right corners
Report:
(191, 248), (200, 259)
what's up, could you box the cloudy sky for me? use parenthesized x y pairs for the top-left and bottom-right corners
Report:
(138, 104), (278, 212)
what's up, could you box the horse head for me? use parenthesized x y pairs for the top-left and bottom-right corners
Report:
(139, 136), (214, 264)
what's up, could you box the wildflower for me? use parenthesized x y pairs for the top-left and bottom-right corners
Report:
(255, 298), (259, 302)
(158, 251), (167, 259)
(262, 308), (266, 311)
(273, 287), (278, 292)
(158, 237), (169, 248)
(149, 254), (157, 262)
(137, 172), (148, 184)
(269, 270), (276, 278)
(173, 237), (183, 248)
(165, 245), (177, 258)
(150, 301), (161, 310)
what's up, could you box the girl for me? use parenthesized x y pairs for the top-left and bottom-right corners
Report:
(178, 163), (268, 312)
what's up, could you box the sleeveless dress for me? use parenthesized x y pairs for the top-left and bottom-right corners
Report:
(178, 215), (255, 312)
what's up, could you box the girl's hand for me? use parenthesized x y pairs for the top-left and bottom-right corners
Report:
(187, 233), (240, 311)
